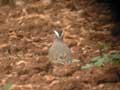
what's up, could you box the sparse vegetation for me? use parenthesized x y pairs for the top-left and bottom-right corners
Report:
(82, 52), (120, 69)
(82, 42), (120, 69)
(0, 83), (13, 90)
(0, 0), (120, 90)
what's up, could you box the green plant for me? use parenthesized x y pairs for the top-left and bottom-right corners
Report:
(81, 52), (120, 70)
(81, 42), (120, 70)
(3, 83), (13, 90)
(98, 41), (110, 56)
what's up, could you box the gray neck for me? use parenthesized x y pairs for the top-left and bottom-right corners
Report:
(54, 37), (63, 42)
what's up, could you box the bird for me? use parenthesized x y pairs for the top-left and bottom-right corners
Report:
(48, 30), (72, 64)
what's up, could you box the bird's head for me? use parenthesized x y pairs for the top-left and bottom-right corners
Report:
(53, 30), (64, 41)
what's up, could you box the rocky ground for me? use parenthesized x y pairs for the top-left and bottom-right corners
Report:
(0, 0), (120, 90)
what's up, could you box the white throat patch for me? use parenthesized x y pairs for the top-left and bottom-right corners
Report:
(54, 30), (60, 37)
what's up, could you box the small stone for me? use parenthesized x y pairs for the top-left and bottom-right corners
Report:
(71, 46), (80, 53)
(44, 75), (55, 83)
(42, 46), (48, 55)
(98, 84), (104, 89)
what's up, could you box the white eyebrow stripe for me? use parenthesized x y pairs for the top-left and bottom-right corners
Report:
(54, 30), (59, 37)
